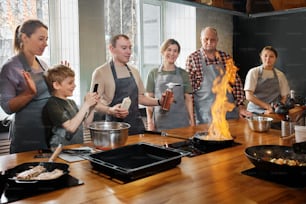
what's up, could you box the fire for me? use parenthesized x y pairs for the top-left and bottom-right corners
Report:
(206, 57), (238, 140)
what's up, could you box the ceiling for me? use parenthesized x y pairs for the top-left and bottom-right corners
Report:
(184, 0), (306, 17)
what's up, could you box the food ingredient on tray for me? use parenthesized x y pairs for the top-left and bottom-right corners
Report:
(269, 158), (306, 166)
(16, 165), (46, 180)
(14, 165), (64, 180)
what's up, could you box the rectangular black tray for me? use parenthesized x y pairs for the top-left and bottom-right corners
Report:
(85, 142), (186, 182)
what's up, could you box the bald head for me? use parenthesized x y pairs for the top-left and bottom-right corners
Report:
(200, 27), (218, 53)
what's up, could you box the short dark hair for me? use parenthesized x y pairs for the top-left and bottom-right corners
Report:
(45, 65), (75, 91)
(160, 39), (181, 54)
(109, 34), (130, 47)
(14, 19), (48, 53)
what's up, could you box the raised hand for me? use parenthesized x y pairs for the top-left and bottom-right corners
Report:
(22, 71), (37, 95)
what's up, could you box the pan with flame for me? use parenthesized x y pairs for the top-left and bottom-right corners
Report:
(194, 57), (237, 146)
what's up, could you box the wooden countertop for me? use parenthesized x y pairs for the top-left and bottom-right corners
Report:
(1, 119), (306, 204)
(264, 106), (305, 122)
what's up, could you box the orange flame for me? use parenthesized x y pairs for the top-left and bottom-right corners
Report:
(206, 57), (238, 140)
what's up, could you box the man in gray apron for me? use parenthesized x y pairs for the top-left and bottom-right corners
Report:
(194, 51), (239, 124)
(186, 27), (251, 124)
(153, 66), (190, 130)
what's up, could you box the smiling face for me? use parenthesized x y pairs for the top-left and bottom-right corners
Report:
(54, 76), (76, 99)
(162, 44), (180, 65)
(110, 36), (132, 66)
(22, 26), (48, 56)
(260, 49), (277, 69)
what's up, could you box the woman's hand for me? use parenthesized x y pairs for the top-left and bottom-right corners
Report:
(22, 71), (37, 95)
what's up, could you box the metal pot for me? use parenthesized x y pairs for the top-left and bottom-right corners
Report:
(246, 116), (273, 132)
(89, 121), (130, 149)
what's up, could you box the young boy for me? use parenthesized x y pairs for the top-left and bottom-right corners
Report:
(44, 64), (99, 149)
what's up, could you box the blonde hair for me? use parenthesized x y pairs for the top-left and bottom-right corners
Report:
(160, 39), (181, 54)
(45, 64), (75, 91)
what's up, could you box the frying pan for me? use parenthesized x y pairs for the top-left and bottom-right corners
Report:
(245, 145), (306, 174)
(145, 130), (235, 151)
(6, 162), (69, 184)
(192, 131), (234, 151)
(293, 141), (306, 154)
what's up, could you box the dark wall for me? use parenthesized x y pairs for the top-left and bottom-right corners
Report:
(233, 12), (306, 100)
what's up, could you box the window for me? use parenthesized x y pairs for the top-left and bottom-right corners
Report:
(0, 0), (49, 66)
(138, 0), (196, 83)
(0, 0), (80, 104)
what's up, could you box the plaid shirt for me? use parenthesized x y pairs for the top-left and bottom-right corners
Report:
(185, 48), (245, 106)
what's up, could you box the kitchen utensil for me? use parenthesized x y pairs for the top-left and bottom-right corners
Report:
(281, 120), (295, 137)
(145, 130), (235, 151)
(49, 144), (63, 162)
(192, 131), (234, 151)
(88, 121), (130, 149)
(246, 116), (273, 132)
(295, 125), (306, 143)
(293, 141), (306, 154)
(84, 142), (186, 182)
(245, 145), (306, 174)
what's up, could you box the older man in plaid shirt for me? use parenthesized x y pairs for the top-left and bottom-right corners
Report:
(186, 26), (252, 124)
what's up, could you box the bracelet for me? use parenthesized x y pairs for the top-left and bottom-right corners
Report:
(157, 99), (161, 106)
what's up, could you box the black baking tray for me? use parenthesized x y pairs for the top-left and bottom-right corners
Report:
(84, 142), (187, 182)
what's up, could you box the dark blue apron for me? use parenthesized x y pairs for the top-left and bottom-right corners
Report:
(10, 53), (50, 153)
(105, 61), (145, 135)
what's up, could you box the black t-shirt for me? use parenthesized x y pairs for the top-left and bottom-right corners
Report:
(46, 96), (83, 147)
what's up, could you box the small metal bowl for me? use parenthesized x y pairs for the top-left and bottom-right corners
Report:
(89, 121), (130, 149)
(246, 116), (273, 132)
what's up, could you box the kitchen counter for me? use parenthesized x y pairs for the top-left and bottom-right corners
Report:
(1, 119), (306, 204)
(265, 106), (305, 122)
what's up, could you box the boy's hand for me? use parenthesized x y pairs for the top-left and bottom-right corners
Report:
(84, 92), (99, 107)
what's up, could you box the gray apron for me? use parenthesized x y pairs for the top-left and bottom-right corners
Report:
(153, 66), (189, 131)
(194, 51), (238, 124)
(247, 66), (280, 114)
(10, 53), (50, 153)
(106, 61), (145, 135)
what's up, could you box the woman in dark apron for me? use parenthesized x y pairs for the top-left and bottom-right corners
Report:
(0, 20), (50, 153)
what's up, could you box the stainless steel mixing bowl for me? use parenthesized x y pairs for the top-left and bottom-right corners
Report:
(246, 116), (273, 132)
(89, 121), (130, 149)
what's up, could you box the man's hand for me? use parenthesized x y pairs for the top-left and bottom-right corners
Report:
(238, 105), (252, 118)
(108, 104), (129, 118)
